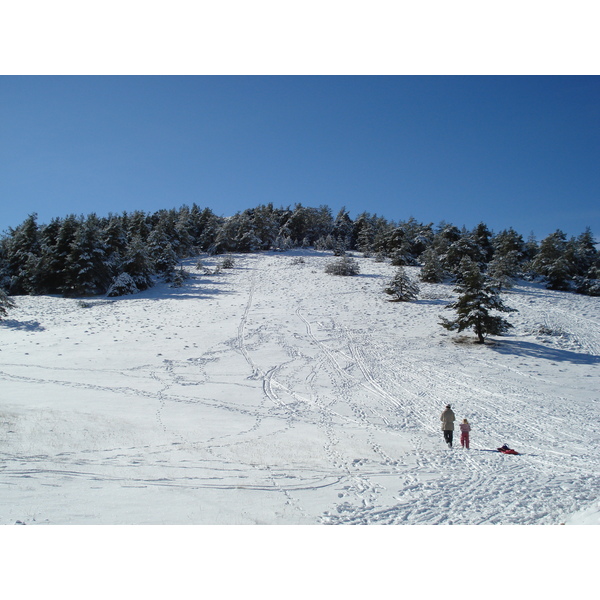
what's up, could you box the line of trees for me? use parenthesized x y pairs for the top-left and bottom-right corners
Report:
(1, 203), (598, 299)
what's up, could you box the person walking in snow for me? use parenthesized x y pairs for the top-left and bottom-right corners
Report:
(460, 418), (471, 449)
(440, 404), (455, 448)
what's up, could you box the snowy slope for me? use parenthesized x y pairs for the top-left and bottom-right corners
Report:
(1, 250), (599, 525)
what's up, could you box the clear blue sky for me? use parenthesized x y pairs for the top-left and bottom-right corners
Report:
(1, 76), (598, 241)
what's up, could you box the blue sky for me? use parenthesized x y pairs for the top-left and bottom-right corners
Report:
(1, 75), (598, 241)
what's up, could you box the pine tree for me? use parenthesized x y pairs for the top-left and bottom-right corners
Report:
(420, 247), (445, 283)
(487, 250), (521, 291)
(332, 207), (354, 250)
(1, 213), (41, 294)
(34, 217), (64, 294)
(120, 235), (154, 292)
(530, 230), (572, 290)
(61, 214), (110, 296)
(353, 212), (375, 255)
(572, 227), (597, 278)
(440, 257), (516, 344)
(385, 267), (420, 301)
(147, 226), (178, 279)
(470, 222), (494, 265)
(0, 287), (15, 320)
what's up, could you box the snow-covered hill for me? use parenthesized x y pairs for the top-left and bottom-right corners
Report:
(1, 250), (599, 525)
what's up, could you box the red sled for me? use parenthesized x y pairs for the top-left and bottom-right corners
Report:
(497, 445), (519, 455)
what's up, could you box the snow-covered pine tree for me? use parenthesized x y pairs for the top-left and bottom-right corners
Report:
(60, 214), (110, 296)
(384, 267), (420, 301)
(440, 257), (516, 344)
(52, 214), (81, 291)
(1, 213), (41, 294)
(120, 235), (154, 292)
(470, 222), (494, 265)
(487, 250), (521, 291)
(530, 229), (572, 290)
(353, 212), (375, 255)
(444, 233), (482, 276)
(419, 246), (445, 283)
(574, 228), (597, 268)
(0, 287), (15, 320)
(106, 272), (139, 297)
(147, 227), (178, 281)
(332, 207), (354, 251)
(32, 217), (64, 294)
(492, 227), (526, 260)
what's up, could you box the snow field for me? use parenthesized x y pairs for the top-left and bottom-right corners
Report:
(1, 249), (599, 527)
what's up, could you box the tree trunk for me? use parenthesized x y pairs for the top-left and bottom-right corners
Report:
(475, 323), (486, 344)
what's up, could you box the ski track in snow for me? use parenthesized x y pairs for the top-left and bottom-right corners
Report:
(1, 251), (599, 525)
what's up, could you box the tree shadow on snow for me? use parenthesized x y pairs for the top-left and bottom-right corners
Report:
(415, 298), (449, 307)
(108, 273), (236, 302)
(490, 339), (600, 365)
(0, 319), (46, 332)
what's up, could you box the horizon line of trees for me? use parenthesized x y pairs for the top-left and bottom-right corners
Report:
(1, 203), (598, 298)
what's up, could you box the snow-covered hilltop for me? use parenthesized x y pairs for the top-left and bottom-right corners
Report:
(1, 250), (599, 524)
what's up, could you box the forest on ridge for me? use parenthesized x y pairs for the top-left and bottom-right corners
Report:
(1, 203), (598, 299)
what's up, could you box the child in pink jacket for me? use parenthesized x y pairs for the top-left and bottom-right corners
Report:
(460, 419), (471, 449)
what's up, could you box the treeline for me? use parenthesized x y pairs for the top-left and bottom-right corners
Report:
(0, 203), (598, 297)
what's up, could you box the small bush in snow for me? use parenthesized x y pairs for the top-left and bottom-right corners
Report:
(325, 256), (360, 276)
(170, 269), (190, 287)
(219, 256), (235, 269)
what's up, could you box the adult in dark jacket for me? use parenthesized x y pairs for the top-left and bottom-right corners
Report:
(440, 404), (456, 448)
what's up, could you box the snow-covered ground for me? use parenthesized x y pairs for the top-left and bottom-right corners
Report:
(1, 249), (599, 527)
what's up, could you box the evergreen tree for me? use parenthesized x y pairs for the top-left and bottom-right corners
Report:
(385, 267), (420, 301)
(308, 205), (335, 245)
(530, 229), (572, 290)
(280, 204), (308, 245)
(403, 218), (434, 259)
(492, 227), (526, 259)
(120, 235), (154, 291)
(523, 232), (539, 264)
(490, 227), (527, 285)
(487, 250), (520, 291)
(1, 213), (41, 294)
(33, 217), (64, 294)
(572, 228), (599, 296)
(102, 215), (128, 277)
(0, 287), (15, 320)
(332, 207), (354, 250)
(432, 222), (462, 274)
(440, 257), (516, 344)
(147, 226), (178, 279)
(61, 214), (110, 296)
(187, 205), (219, 250)
(353, 212), (376, 255)
(572, 227), (598, 277)
(444, 232), (483, 275)
(386, 226), (418, 266)
(251, 204), (280, 250)
(470, 222), (494, 265)
(173, 206), (195, 257)
(419, 247), (445, 283)
(127, 210), (151, 242)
